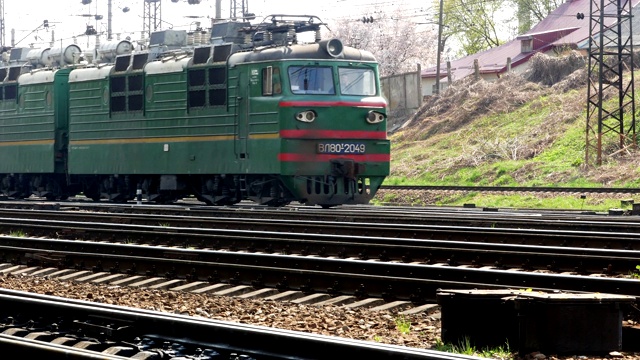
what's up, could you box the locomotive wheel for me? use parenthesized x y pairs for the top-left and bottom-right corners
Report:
(84, 190), (101, 202)
(263, 198), (290, 207)
(319, 204), (337, 209)
(153, 196), (178, 205)
(45, 194), (69, 201)
(213, 198), (240, 206)
(195, 196), (214, 206)
(43, 179), (66, 201)
(83, 181), (102, 201)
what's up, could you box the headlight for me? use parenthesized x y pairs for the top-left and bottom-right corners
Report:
(366, 110), (385, 124)
(296, 110), (317, 123)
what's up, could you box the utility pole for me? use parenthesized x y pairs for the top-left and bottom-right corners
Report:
(435, 0), (444, 95)
(108, 0), (112, 40)
(0, 0), (5, 47)
(215, 0), (222, 21)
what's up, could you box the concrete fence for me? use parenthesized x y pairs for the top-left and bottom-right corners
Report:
(380, 64), (423, 131)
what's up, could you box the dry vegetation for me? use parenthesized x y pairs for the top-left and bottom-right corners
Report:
(400, 74), (544, 140)
(390, 50), (640, 187)
(398, 51), (586, 143)
(526, 51), (586, 86)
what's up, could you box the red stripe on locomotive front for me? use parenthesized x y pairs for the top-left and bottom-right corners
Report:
(279, 100), (387, 108)
(280, 130), (387, 139)
(278, 153), (390, 162)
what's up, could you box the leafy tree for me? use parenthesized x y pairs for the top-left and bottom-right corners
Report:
(438, 0), (563, 56)
(514, 0), (564, 33)
(439, 0), (510, 57)
(327, 6), (437, 77)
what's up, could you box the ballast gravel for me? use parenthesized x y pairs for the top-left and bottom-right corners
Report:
(0, 274), (439, 348)
(0, 274), (638, 360)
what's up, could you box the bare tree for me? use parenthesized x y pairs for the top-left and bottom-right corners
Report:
(327, 6), (437, 77)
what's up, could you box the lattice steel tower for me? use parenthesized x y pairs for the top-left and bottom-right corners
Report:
(230, 0), (248, 19)
(585, 0), (636, 166)
(143, 0), (162, 37)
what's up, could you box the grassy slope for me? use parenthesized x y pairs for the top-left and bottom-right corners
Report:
(379, 70), (640, 210)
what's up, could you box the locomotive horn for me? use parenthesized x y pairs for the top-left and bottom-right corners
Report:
(320, 39), (343, 58)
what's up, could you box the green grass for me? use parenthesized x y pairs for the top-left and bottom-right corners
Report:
(9, 230), (26, 237)
(433, 338), (513, 359)
(374, 190), (635, 212)
(436, 194), (632, 211)
(395, 315), (411, 335)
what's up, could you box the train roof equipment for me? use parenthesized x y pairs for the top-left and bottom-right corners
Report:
(210, 14), (327, 50)
(26, 48), (52, 68)
(96, 40), (133, 63)
(49, 44), (82, 67)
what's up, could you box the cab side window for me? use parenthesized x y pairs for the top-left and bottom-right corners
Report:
(262, 66), (282, 96)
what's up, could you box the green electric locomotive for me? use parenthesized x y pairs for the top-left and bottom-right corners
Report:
(0, 15), (390, 207)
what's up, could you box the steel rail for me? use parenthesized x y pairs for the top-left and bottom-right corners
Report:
(2, 214), (640, 275)
(3, 199), (640, 230)
(0, 335), (129, 359)
(1, 227), (639, 275)
(5, 202), (640, 236)
(2, 211), (640, 251)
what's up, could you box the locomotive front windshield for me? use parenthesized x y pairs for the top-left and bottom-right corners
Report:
(339, 67), (376, 96)
(287, 66), (377, 96)
(289, 66), (335, 95)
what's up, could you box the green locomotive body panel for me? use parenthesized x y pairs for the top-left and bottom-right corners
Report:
(0, 68), (70, 174)
(68, 58), (282, 176)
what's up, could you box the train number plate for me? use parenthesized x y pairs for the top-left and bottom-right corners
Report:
(317, 143), (366, 154)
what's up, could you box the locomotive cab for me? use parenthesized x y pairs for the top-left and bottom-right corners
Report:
(282, 60), (389, 206)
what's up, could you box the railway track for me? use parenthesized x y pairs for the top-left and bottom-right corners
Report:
(1, 204), (639, 355)
(0, 215), (639, 276)
(0, 289), (465, 359)
(0, 219), (639, 301)
(380, 185), (640, 194)
(3, 197), (640, 232)
(1, 207), (640, 253)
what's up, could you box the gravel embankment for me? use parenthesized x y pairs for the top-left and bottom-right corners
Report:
(0, 274), (439, 348)
(1, 274), (639, 359)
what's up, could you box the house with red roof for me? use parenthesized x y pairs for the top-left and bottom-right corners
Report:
(420, 0), (635, 96)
